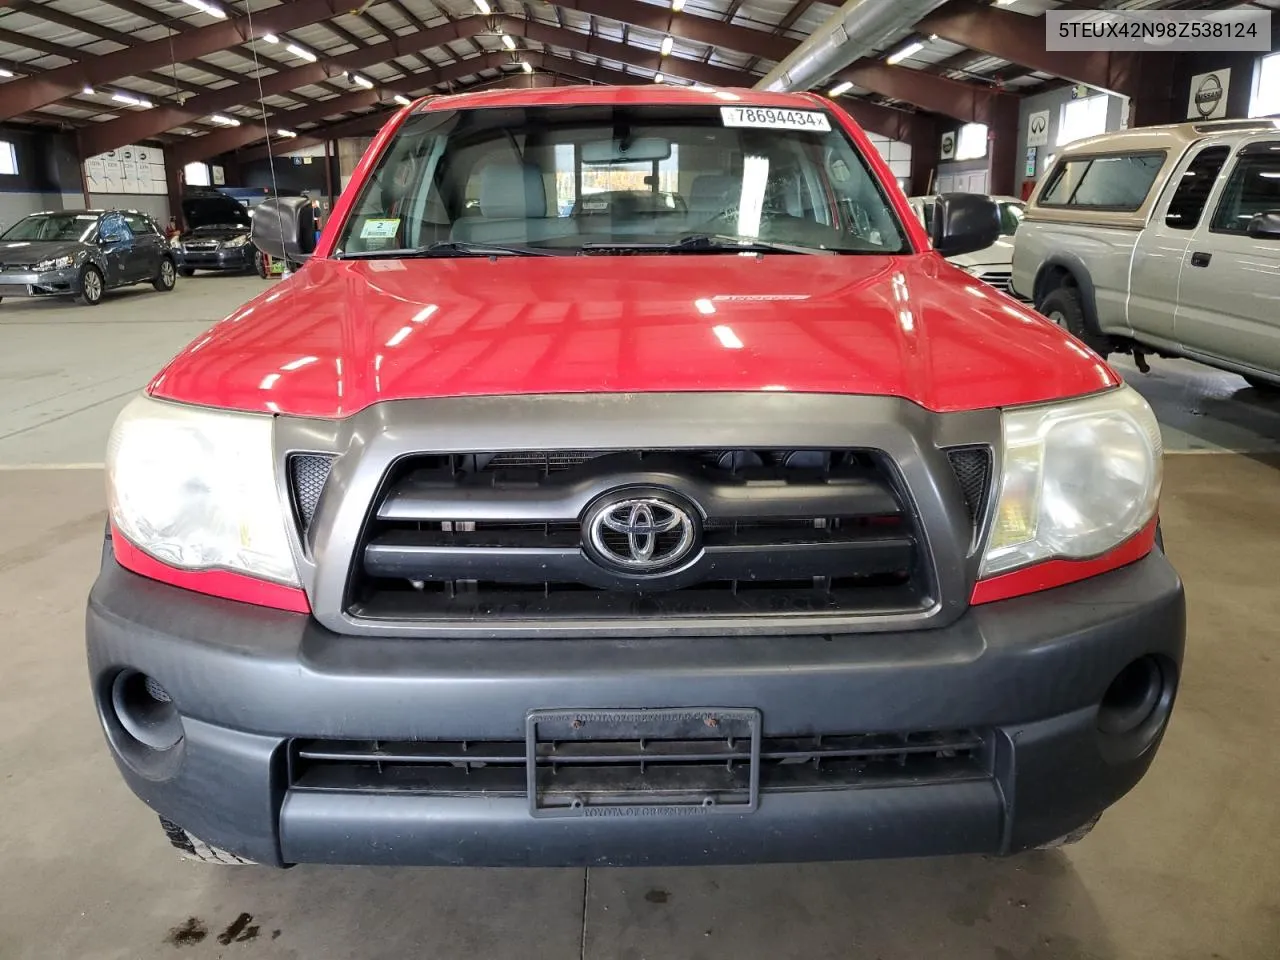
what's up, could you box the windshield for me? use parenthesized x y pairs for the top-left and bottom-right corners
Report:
(1, 213), (97, 243)
(335, 104), (910, 256)
(998, 200), (1024, 236)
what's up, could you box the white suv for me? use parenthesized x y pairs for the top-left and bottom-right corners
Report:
(1011, 119), (1280, 391)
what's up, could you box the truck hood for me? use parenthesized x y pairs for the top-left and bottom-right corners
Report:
(149, 254), (1117, 418)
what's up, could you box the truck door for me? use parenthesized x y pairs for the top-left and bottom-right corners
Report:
(1175, 139), (1280, 378)
(1126, 144), (1231, 349)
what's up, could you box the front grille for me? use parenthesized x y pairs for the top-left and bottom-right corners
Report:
(288, 453), (335, 533)
(974, 270), (1012, 293)
(946, 446), (993, 530)
(346, 449), (932, 624)
(290, 729), (989, 799)
(183, 241), (219, 251)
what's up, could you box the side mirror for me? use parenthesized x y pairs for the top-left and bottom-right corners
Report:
(1246, 210), (1280, 239)
(929, 193), (1000, 258)
(101, 232), (124, 244)
(250, 197), (318, 263)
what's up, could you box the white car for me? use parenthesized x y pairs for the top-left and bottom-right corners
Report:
(909, 194), (1025, 296)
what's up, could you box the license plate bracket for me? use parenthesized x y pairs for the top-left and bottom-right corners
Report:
(525, 707), (761, 819)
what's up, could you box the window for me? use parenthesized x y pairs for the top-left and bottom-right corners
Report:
(1164, 146), (1230, 229)
(184, 161), (210, 187)
(0, 212), (97, 242)
(1057, 94), (1109, 147)
(0, 140), (16, 176)
(336, 104), (909, 257)
(1250, 52), (1280, 118)
(1210, 146), (1280, 235)
(99, 213), (132, 240)
(123, 213), (159, 236)
(955, 123), (988, 161)
(1039, 152), (1164, 210)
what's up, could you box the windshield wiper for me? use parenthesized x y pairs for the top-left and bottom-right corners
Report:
(581, 234), (829, 255)
(335, 240), (556, 260)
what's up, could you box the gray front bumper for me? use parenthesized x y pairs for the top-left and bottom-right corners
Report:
(86, 547), (1185, 867)
(0, 267), (78, 296)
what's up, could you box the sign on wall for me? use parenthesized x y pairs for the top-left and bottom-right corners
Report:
(211, 165), (225, 186)
(1026, 109), (1050, 148)
(939, 130), (956, 160)
(1187, 69), (1230, 121)
(1025, 147), (1038, 177)
(84, 145), (166, 194)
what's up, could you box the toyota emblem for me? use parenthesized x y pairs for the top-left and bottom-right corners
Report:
(584, 495), (699, 575)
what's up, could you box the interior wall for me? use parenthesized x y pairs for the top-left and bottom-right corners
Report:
(87, 193), (169, 223)
(1014, 86), (1128, 196)
(864, 134), (912, 194)
(1173, 25), (1280, 123)
(0, 124), (86, 232)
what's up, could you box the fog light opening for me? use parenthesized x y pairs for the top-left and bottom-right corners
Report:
(111, 671), (183, 752)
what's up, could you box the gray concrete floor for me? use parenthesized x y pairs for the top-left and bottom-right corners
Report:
(1, 276), (1278, 960)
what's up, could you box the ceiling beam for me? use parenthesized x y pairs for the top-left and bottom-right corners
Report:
(916, 0), (1151, 97)
(831, 59), (1017, 125)
(835, 97), (929, 144)
(550, 0), (794, 61)
(0, 0), (353, 122)
(171, 51), (516, 165)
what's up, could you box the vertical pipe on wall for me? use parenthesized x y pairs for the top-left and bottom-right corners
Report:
(324, 138), (334, 213)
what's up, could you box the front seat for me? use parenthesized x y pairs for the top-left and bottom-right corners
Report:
(686, 174), (739, 223)
(452, 161), (566, 244)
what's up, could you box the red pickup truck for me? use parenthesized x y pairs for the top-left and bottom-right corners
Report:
(88, 85), (1183, 867)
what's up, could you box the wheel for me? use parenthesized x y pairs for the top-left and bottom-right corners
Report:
(153, 258), (177, 292)
(1038, 286), (1111, 358)
(1243, 374), (1280, 395)
(178, 266), (196, 278)
(158, 817), (257, 865)
(1036, 815), (1101, 849)
(76, 264), (104, 306)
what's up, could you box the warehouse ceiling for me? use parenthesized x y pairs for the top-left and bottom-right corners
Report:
(0, 0), (1272, 161)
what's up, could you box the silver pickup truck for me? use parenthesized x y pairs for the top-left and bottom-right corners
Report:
(1011, 119), (1280, 391)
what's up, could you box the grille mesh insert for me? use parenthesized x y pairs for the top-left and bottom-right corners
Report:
(946, 446), (992, 529)
(289, 454), (336, 531)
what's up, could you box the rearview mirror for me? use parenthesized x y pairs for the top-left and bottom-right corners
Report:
(250, 197), (318, 264)
(928, 193), (1000, 258)
(581, 137), (672, 164)
(1246, 210), (1280, 239)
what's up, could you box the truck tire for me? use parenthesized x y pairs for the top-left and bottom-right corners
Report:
(1039, 286), (1111, 358)
(158, 817), (257, 864)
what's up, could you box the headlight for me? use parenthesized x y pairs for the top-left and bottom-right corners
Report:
(107, 395), (299, 585)
(35, 255), (75, 271)
(980, 385), (1162, 578)
(223, 235), (249, 248)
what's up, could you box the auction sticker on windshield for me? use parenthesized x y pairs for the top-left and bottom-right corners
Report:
(720, 107), (831, 132)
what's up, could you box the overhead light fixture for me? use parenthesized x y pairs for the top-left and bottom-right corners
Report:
(82, 85), (94, 95)
(183, 0), (227, 19)
(660, 35), (674, 56)
(502, 34), (516, 50)
(111, 92), (151, 108)
(286, 43), (318, 63)
(275, 129), (297, 138)
(995, 0), (1017, 5)
(262, 33), (279, 43)
(828, 80), (853, 97)
(654, 73), (664, 83)
(886, 41), (924, 65)
(210, 113), (240, 126)
(475, 0), (491, 12)
(671, 0), (685, 10)
(0, 68), (13, 79)
(928, 33), (939, 41)
(350, 73), (374, 89)
(394, 94), (411, 106)
(521, 60), (533, 73)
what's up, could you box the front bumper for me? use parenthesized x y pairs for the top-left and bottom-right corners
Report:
(87, 547), (1185, 867)
(0, 266), (79, 297)
(175, 246), (253, 271)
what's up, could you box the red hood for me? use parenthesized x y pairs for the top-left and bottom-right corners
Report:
(149, 254), (1117, 418)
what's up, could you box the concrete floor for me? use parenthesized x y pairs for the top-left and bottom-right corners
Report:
(1, 275), (1278, 960)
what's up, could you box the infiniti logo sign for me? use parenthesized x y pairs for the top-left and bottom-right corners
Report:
(584, 495), (699, 575)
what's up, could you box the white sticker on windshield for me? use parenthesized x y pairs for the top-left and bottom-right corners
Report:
(720, 106), (831, 132)
(360, 217), (401, 240)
